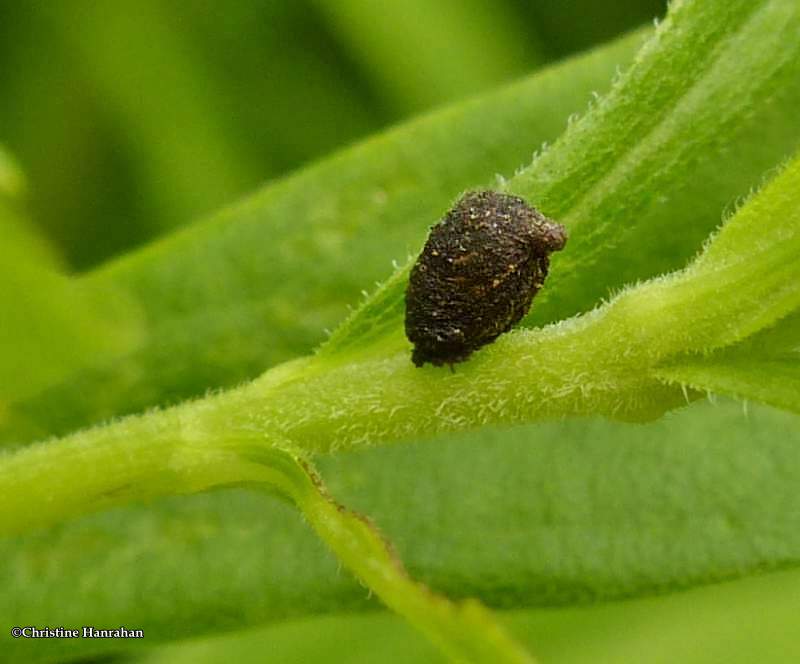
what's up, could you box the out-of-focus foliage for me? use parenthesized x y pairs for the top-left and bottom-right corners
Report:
(0, 0), (661, 269)
(139, 566), (800, 664)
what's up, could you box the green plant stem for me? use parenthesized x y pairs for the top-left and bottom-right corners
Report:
(264, 454), (536, 663)
(0, 424), (534, 662)
(3, 149), (799, 535)
(0, 28), (650, 446)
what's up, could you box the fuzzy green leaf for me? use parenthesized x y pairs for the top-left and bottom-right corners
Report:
(325, 0), (800, 357)
(0, 200), (140, 415)
(4, 401), (800, 663)
(658, 314), (800, 413)
(138, 567), (800, 664)
(0, 28), (647, 444)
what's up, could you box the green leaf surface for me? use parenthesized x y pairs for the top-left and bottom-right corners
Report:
(4, 400), (800, 663)
(137, 566), (800, 664)
(276, 455), (535, 663)
(0, 28), (648, 444)
(514, 0), (800, 325)
(326, 0), (800, 356)
(662, 358), (800, 415)
(658, 313), (800, 414)
(0, 200), (141, 416)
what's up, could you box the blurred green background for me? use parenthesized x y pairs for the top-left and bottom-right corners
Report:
(0, 0), (662, 271)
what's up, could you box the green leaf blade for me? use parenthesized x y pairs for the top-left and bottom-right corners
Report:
(0, 29), (648, 444)
(328, 0), (800, 358)
(5, 401), (800, 663)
